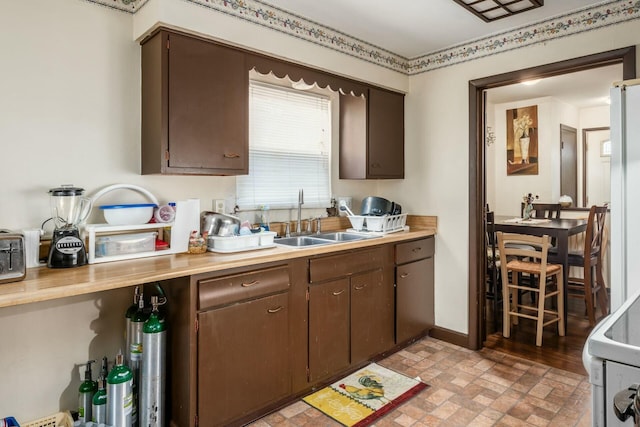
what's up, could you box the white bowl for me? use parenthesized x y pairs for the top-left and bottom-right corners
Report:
(99, 204), (157, 225)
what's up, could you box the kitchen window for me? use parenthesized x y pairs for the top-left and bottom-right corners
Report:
(236, 80), (332, 209)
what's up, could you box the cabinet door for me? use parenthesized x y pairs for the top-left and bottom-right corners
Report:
(368, 88), (404, 178)
(197, 292), (289, 426)
(339, 93), (367, 179)
(396, 257), (434, 343)
(167, 33), (248, 174)
(338, 88), (404, 179)
(308, 279), (350, 382)
(351, 269), (395, 364)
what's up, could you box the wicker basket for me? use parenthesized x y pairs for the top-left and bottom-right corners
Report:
(22, 412), (73, 427)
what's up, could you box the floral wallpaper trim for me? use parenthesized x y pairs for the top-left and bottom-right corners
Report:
(408, 0), (640, 74)
(182, 0), (409, 73)
(86, 0), (639, 75)
(86, 0), (148, 12)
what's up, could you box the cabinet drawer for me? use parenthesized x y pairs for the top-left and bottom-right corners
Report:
(309, 247), (384, 283)
(395, 237), (434, 264)
(198, 266), (290, 310)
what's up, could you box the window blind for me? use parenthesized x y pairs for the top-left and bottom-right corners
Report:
(236, 81), (331, 209)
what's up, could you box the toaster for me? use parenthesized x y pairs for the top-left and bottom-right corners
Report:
(0, 231), (26, 284)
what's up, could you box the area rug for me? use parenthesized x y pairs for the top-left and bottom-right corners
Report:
(302, 363), (428, 427)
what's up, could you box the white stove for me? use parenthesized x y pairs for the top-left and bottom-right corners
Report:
(585, 289), (640, 426)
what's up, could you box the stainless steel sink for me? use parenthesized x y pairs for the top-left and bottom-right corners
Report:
(275, 236), (335, 248)
(314, 232), (377, 242)
(275, 232), (379, 248)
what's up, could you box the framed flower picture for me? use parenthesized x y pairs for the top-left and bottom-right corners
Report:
(506, 105), (539, 175)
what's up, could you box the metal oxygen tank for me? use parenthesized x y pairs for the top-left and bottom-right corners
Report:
(78, 360), (97, 423)
(129, 291), (148, 427)
(125, 286), (141, 365)
(107, 352), (133, 427)
(140, 295), (167, 427)
(92, 356), (109, 424)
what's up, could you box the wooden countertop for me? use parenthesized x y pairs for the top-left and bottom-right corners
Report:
(0, 225), (436, 308)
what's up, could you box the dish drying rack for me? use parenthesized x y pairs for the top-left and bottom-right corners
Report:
(346, 213), (408, 235)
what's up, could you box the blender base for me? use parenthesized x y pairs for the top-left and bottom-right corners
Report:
(47, 229), (88, 268)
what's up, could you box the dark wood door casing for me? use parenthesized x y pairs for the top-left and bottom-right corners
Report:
(560, 124), (578, 205)
(467, 46), (636, 351)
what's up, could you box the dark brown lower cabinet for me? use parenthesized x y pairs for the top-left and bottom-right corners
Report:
(198, 292), (290, 426)
(164, 239), (434, 426)
(351, 269), (395, 364)
(395, 237), (435, 344)
(308, 246), (395, 381)
(308, 278), (350, 382)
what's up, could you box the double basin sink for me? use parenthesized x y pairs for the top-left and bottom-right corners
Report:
(275, 232), (378, 248)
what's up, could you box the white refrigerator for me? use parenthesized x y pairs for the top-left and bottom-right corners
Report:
(610, 79), (640, 311)
(583, 79), (640, 427)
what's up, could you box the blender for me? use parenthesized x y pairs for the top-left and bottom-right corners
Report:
(47, 185), (92, 268)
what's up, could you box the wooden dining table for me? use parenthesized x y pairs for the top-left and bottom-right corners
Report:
(493, 215), (588, 325)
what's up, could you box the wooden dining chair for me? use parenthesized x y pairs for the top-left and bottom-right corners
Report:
(520, 202), (562, 248)
(485, 211), (501, 332)
(520, 203), (562, 219)
(566, 205), (610, 325)
(497, 232), (565, 347)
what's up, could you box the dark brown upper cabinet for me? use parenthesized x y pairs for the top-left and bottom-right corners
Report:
(339, 88), (405, 179)
(141, 31), (248, 175)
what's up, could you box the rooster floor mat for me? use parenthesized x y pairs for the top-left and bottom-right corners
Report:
(302, 363), (428, 427)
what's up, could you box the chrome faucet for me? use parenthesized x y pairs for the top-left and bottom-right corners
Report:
(296, 189), (304, 235)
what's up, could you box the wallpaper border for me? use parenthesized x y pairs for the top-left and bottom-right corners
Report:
(87, 0), (640, 75)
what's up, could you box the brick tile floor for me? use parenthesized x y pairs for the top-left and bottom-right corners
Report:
(248, 336), (591, 426)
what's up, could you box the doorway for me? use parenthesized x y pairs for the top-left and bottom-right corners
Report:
(582, 127), (611, 207)
(467, 46), (636, 354)
(560, 124), (578, 205)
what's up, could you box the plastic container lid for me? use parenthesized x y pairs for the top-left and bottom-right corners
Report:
(99, 203), (158, 210)
(49, 185), (85, 196)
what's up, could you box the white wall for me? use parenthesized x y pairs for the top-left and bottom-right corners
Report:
(487, 97), (579, 216)
(0, 1), (141, 419)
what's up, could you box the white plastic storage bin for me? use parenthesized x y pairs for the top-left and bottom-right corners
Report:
(207, 231), (276, 253)
(95, 232), (157, 257)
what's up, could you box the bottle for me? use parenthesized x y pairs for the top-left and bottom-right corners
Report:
(129, 293), (147, 427)
(107, 353), (133, 427)
(78, 360), (97, 423)
(125, 286), (140, 366)
(92, 357), (109, 424)
(260, 205), (270, 231)
(140, 296), (167, 427)
(92, 377), (107, 423)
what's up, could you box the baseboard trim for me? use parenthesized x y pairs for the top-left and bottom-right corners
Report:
(429, 326), (469, 348)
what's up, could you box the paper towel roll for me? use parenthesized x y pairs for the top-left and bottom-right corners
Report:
(22, 228), (43, 268)
(171, 199), (201, 253)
